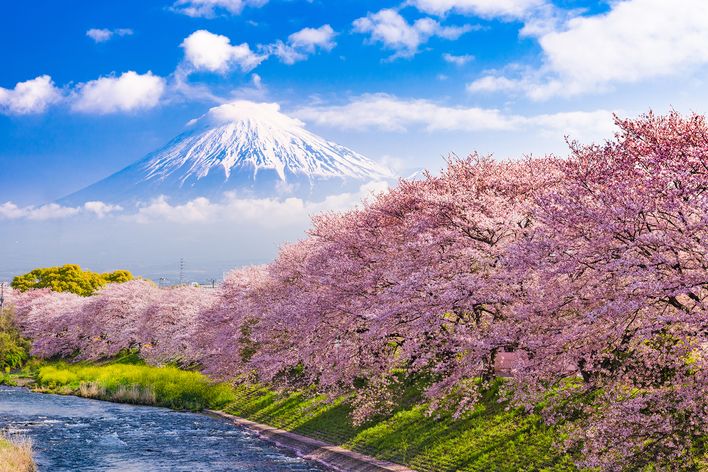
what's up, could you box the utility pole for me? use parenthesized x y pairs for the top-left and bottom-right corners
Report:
(0, 282), (4, 312)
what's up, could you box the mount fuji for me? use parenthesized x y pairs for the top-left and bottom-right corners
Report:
(60, 101), (393, 205)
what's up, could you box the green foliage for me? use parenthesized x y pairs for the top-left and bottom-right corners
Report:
(11, 264), (134, 296)
(111, 349), (146, 365)
(0, 308), (30, 370)
(36, 363), (235, 411)
(101, 270), (133, 284)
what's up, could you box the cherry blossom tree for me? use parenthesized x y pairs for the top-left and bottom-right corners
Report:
(14, 288), (86, 358)
(508, 112), (707, 470)
(139, 284), (218, 366)
(194, 265), (270, 378)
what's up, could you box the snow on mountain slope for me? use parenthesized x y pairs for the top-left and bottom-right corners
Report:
(60, 101), (393, 205)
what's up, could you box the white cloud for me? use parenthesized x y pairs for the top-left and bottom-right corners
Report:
(0, 178), (389, 226)
(442, 52), (473, 65)
(529, 109), (618, 140)
(293, 93), (518, 131)
(471, 0), (708, 99)
(268, 42), (307, 65)
(353, 9), (472, 58)
(171, 0), (267, 18)
(0, 202), (80, 220)
(202, 100), (305, 128)
(131, 182), (389, 226)
(408, 0), (545, 18)
(466, 75), (520, 93)
(288, 25), (336, 52)
(0, 202), (25, 219)
(86, 28), (133, 43)
(86, 29), (112, 42)
(181, 30), (266, 73)
(378, 155), (407, 174)
(0, 75), (62, 115)
(72, 71), (166, 114)
(292, 93), (617, 139)
(538, 0), (708, 96)
(0, 201), (127, 220)
(84, 201), (123, 218)
(270, 24), (337, 65)
(133, 196), (217, 223)
(251, 73), (263, 89)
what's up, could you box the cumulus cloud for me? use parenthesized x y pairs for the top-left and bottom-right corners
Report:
(408, 0), (545, 18)
(294, 93), (518, 131)
(201, 100), (304, 128)
(538, 0), (708, 96)
(71, 71), (166, 114)
(181, 30), (266, 73)
(467, 0), (708, 99)
(0, 201), (127, 221)
(131, 182), (389, 226)
(86, 28), (133, 43)
(442, 53), (473, 65)
(0, 181), (387, 226)
(529, 109), (618, 139)
(84, 201), (123, 218)
(270, 24), (337, 65)
(293, 93), (617, 139)
(0, 182), (392, 227)
(288, 25), (336, 52)
(0, 202), (80, 220)
(267, 42), (306, 65)
(466, 75), (520, 93)
(0, 75), (62, 115)
(171, 0), (267, 18)
(353, 9), (473, 58)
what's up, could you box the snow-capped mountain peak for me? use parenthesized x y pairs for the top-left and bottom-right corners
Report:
(60, 101), (393, 205)
(146, 101), (392, 183)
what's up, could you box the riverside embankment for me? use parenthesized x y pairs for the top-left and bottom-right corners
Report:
(4, 361), (575, 472)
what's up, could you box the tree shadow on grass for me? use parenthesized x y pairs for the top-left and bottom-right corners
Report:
(225, 382), (574, 472)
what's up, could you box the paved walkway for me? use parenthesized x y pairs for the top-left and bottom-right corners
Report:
(205, 410), (415, 472)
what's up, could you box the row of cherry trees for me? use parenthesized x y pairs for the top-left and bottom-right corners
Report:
(10, 112), (706, 471)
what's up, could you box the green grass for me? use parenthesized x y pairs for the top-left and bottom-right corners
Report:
(35, 362), (235, 411)
(30, 361), (576, 471)
(223, 382), (577, 472)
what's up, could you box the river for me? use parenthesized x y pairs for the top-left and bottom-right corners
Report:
(0, 386), (326, 471)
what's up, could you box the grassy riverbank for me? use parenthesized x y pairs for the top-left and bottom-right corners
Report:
(35, 362), (235, 411)
(0, 435), (35, 472)
(17, 360), (576, 472)
(224, 383), (575, 472)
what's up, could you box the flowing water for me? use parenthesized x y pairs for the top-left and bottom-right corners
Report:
(0, 386), (326, 471)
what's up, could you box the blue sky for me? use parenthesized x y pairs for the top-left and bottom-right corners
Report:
(3, 0), (691, 203)
(1, 0), (708, 279)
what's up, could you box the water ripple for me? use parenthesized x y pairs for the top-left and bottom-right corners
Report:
(0, 386), (325, 471)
